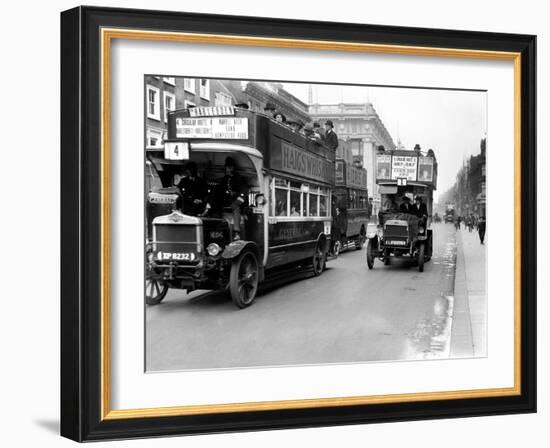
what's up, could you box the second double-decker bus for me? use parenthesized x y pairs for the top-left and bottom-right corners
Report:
(332, 158), (370, 254)
(145, 106), (335, 308)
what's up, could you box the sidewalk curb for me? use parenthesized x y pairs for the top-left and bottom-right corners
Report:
(450, 230), (474, 357)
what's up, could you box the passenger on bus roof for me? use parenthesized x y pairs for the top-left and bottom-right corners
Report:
(287, 120), (303, 133)
(324, 120), (339, 151)
(176, 161), (208, 216)
(312, 122), (325, 142)
(273, 111), (286, 123)
(264, 102), (276, 115)
(203, 157), (248, 241)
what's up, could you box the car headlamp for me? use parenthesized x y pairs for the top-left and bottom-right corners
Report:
(207, 243), (221, 257)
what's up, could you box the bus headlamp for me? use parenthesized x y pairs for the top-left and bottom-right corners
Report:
(207, 243), (221, 257)
(255, 194), (266, 206)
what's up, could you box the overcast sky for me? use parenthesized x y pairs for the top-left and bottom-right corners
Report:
(281, 82), (487, 200)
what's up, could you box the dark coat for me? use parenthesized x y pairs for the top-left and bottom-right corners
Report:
(208, 173), (248, 212)
(399, 202), (414, 214)
(177, 176), (208, 215)
(324, 129), (339, 150)
(411, 202), (428, 218)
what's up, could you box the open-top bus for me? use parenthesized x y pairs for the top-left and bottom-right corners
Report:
(366, 147), (437, 272)
(145, 106), (335, 308)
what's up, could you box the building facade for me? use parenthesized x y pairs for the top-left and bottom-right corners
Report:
(145, 76), (177, 150)
(244, 82), (311, 124)
(144, 77), (310, 151)
(438, 138), (487, 218)
(309, 102), (395, 214)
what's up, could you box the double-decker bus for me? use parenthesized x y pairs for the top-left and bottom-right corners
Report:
(366, 147), (438, 271)
(145, 106), (335, 308)
(332, 158), (369, 254)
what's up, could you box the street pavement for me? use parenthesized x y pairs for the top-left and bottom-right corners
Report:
(146, 222), (483, 371)
(450, 224), (487, 358)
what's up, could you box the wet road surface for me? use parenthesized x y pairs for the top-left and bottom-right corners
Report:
(146, 223), (457, 371)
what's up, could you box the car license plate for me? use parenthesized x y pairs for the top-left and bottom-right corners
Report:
(387, 240), (406, 246)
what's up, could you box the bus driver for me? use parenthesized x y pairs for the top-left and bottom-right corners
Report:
(203, 157), (248, 240)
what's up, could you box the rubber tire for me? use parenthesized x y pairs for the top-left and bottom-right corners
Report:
(229, 250), (260, 309)
(312, 241), (326, 276)
(355, 232), (366, 250)
(145, 278), (169, 305)
(366, 239), (375, 269)
(333, 240), (342, 258)
(418, 244), (425, 272)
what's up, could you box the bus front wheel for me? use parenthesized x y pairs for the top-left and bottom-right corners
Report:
(229, 250), (259, 308)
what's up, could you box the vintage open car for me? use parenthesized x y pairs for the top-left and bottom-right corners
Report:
(366, 188), (433, 272)
(366, 211), (432, 272)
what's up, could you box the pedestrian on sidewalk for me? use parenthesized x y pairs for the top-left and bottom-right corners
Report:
(477, 215), (486, 244)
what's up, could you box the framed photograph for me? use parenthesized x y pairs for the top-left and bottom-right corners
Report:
(60, 6), (536, 442)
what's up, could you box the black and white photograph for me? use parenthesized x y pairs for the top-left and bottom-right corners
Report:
(144, 77), (488, 372)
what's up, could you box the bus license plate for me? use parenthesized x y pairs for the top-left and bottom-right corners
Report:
(156, 251), (196, 261)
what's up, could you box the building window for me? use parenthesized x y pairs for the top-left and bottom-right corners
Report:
(146, 85), (160, 120)
(199, 79), (210, 100)
(163, 91), (175, 122)
(146, 128), (164, 149)
(184, 100), (196, 108)
(163, 77), (175, 85)
(215, 91), (232, 107)
(184, 78), (195, 93)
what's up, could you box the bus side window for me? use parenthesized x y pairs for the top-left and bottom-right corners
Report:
(290, 190), (301, 217)
(309, 192), (319, 216)
(319, 195), (328, 216)
(275, 188), (288, 216)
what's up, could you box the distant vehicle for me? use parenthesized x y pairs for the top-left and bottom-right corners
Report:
(331, 159), (369, 255)
(366, 146), (437, 272)
(145, 106), (334, 308)
(444, 206), (455, 223)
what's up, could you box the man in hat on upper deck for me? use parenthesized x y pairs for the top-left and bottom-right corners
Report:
(324, 120), (339, 151)
(312, 122), (325, 142)
(264, 102), (276, 116)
